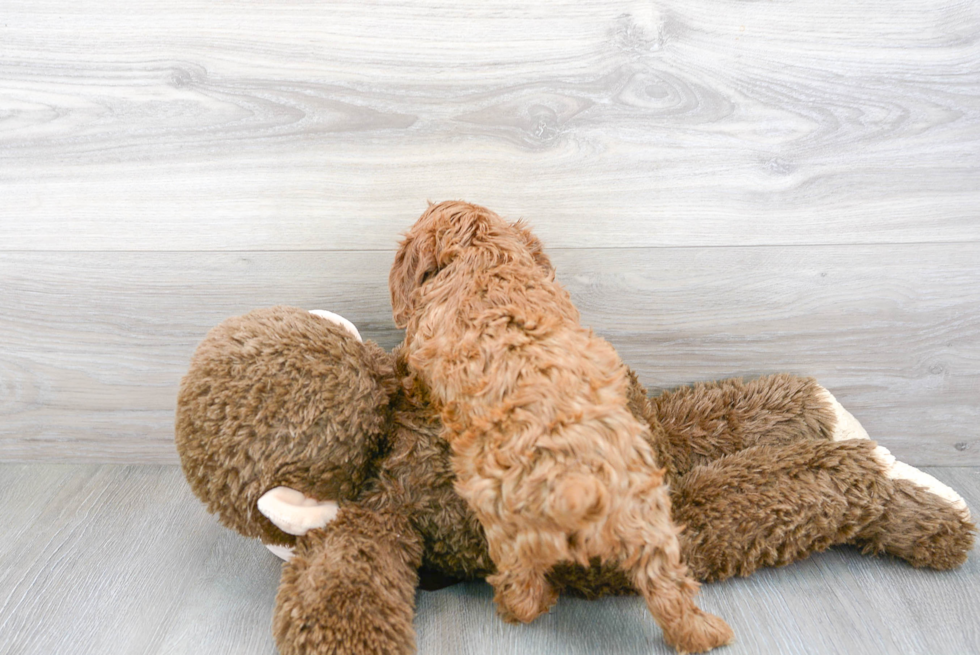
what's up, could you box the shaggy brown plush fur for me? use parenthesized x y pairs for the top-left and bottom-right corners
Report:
(647, 374), (839, 482)
(274, 507), (422, 655)
(176, 306), (974, 655)
(389, 201), (733, 652)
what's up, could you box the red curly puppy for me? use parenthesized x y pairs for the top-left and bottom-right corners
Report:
(390, 201), (733, 653)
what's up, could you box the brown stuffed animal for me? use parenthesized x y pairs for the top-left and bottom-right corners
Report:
(175, 306), (974, 655)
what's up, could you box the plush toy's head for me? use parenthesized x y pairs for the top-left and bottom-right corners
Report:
(175, 306), (397, 547)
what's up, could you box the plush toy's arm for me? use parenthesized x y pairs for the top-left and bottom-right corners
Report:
(274, 505), (424, 655)
(649, 374), (854, 477)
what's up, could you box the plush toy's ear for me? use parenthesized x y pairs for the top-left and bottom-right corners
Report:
(309, 309), (362, 342)
(258, 486), (340, 536)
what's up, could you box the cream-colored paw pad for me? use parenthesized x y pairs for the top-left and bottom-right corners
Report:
(817, 386), (969, 518)
(815, 386), (870, 442)
(871, 445), (970, 519)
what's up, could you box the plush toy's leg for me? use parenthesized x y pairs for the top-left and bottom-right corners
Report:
(274, 506), (424, 655)
(853, 476), (975, 569)
(815, 387), (970, 516)
(670, 439), (975, 582)
(650, 374), (839, 476)
(811, 387), (974, 566)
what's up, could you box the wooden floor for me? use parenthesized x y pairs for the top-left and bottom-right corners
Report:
(1, 464), (978, 655)
(2, 1), (979, 654)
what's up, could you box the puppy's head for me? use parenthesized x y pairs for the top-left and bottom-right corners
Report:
(389, 201), (554, 328)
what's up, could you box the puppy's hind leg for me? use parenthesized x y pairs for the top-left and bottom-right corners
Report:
(486, 537), (559, 624)
(619, 503), (733, 653)
(630, 554), (733, 653)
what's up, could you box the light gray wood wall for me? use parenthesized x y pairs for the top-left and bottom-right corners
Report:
(2, 0), (978, 465)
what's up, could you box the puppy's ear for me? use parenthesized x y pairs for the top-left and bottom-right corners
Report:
(512, 219), (554, 276)
(389, 231), (437, 329)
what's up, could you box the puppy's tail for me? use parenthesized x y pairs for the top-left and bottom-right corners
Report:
(550, 474), (608, 530)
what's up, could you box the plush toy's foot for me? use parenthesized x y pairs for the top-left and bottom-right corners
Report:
(817, 385), (971, 519)
(817, 386), (975, 567)
(856, 477), (976, 570)
(869, 445), (971, 519)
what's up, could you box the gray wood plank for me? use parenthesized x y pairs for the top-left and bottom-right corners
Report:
(1, 465), (976, 655)
(2, 244), (977, 465)
(0, 464), (281, 655)
(2, 0), (979, 250)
